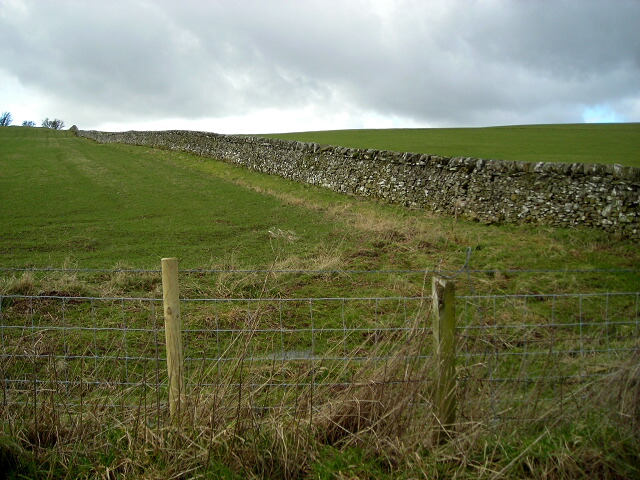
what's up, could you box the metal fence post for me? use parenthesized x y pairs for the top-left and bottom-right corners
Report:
(161, 257), (184, 419)
(432, 276), (457, 429)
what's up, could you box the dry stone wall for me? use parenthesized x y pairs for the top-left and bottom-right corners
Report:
(76, 129), (640, 240)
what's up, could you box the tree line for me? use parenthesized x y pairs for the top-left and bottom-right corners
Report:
(0, 111), (65, 130)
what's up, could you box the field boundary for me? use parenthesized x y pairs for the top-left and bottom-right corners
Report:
(75, 128), (640, 240)
(2, 266), (638, 431)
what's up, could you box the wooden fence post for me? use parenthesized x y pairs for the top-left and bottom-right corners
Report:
(432, 276), (457, 429)
(162, 257), (184, 419)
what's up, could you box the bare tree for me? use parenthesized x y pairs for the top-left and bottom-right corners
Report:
(22, 120), (36, 127)
(0, 111), (12, 127)
(42, 118), (65, 130)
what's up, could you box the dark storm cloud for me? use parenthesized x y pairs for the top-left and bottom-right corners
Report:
(1, 0), (638, 131)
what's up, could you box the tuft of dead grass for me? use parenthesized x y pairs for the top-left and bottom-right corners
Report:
(0, 271), (37, 296)
(592, 348), (640, 431)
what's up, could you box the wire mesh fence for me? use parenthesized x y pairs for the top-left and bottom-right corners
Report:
(0, 268), (638, 430)
(457, 291), (639, 424)
(0, 294), (432, 422)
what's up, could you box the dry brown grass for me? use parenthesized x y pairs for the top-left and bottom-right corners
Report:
(1, 261), (638, 478)
(2, 340), (638, 479)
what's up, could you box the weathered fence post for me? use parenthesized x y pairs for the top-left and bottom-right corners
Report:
(161, 257), (184, 419)
(432, 276), (457, 429)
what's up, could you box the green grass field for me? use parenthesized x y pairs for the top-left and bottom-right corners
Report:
(0, 127), (352, 269)
(1, 126), (639, 479)
(266, 122), (640, 167)
(1, 126), (638, 281)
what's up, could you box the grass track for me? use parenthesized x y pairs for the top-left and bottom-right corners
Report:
(265, 122), (640, 167)
(0, 127), (351, 269)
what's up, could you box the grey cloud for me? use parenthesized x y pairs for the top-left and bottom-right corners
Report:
(1, 0), (638, 130)
(338, 0), (640, 125)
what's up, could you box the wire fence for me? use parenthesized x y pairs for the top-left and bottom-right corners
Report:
(0, 268), (638, 430)
(457, 291), (639, 424)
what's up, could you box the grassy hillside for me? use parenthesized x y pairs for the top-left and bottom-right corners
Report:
(1, 126), (638, 284)
(1, 126), (639, 479)
(0, 126), (637, 280)
(0, 127), (351, 269)
(265, 123), (640, 167)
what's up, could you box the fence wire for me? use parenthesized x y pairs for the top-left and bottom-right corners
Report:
(1, 286), (638, 427)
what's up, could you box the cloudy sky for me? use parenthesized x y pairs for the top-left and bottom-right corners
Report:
(1, 0), (639, 134)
